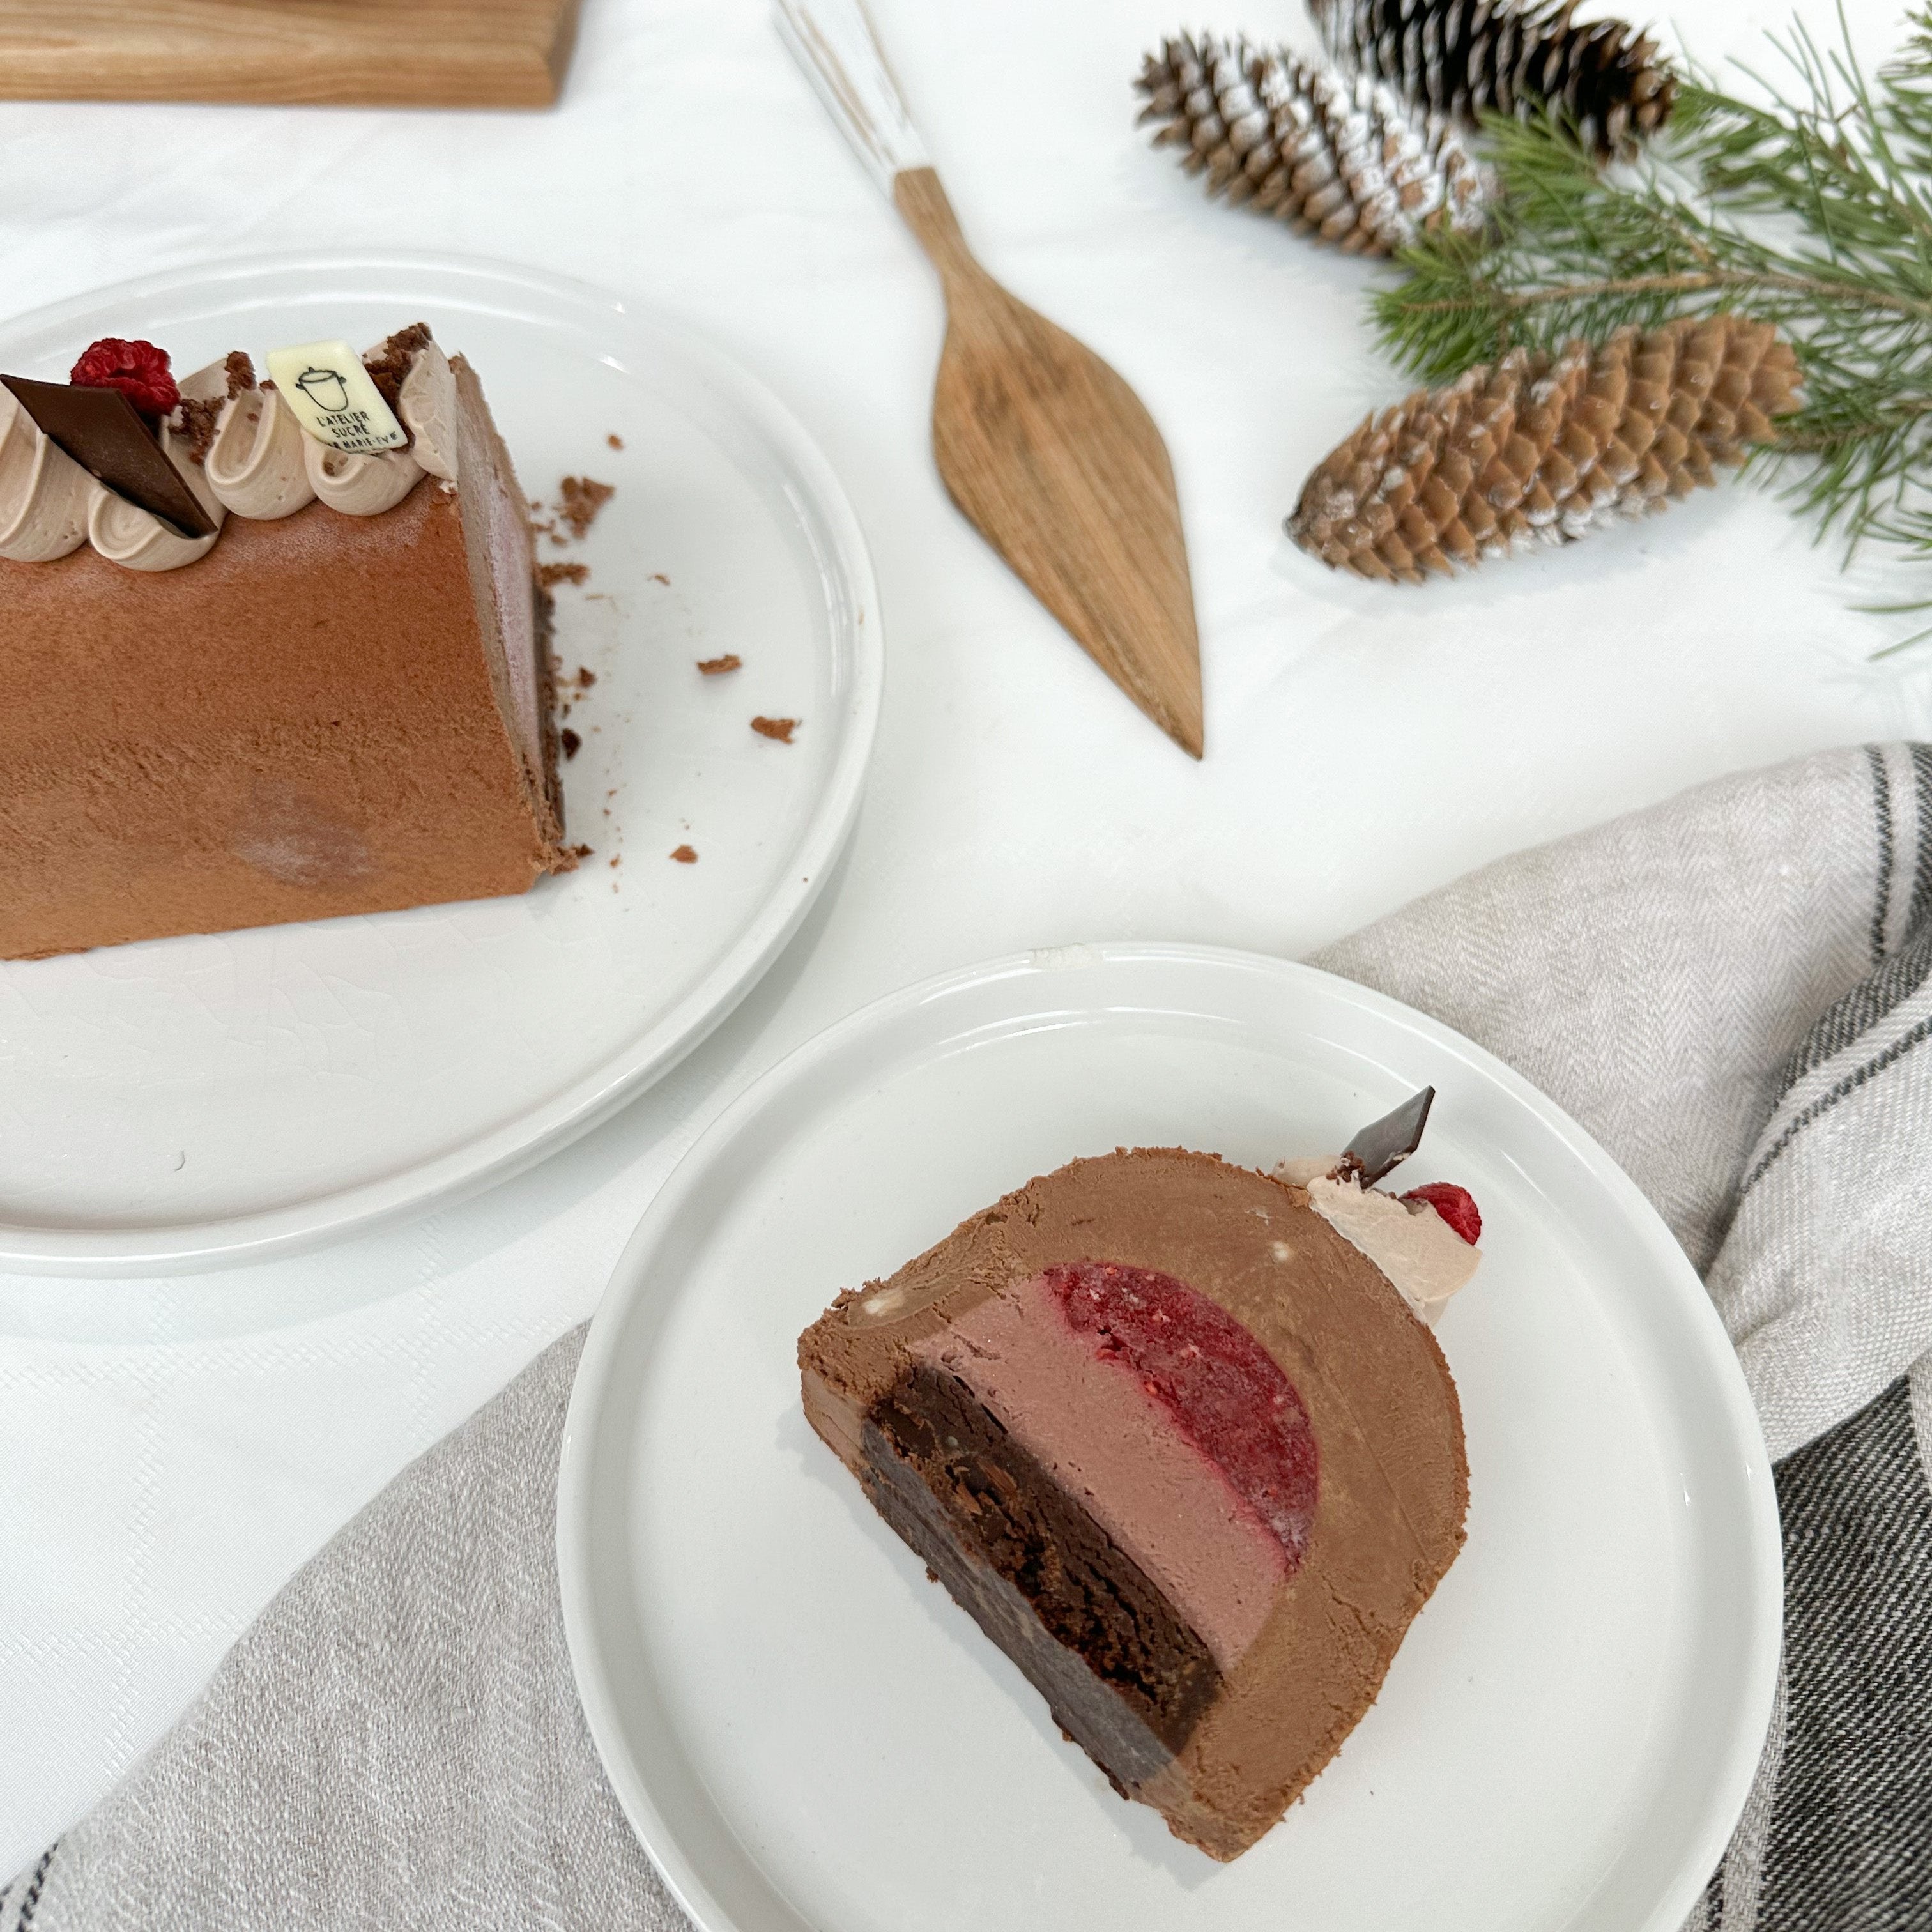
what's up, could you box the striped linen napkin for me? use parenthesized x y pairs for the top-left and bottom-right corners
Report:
(10, 742), (1931, 1931)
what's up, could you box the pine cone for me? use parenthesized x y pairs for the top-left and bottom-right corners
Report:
(1288, 315), (1800, 583)
(1311, 0), (1676, 159)
(1137, 33), (1489, 255)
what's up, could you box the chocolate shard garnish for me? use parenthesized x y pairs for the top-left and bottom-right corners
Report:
(1, 374), (216, 539)
(1338, 1085), (1435, 1187)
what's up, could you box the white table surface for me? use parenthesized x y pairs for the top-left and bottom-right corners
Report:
(0, 0), (1918, 1875)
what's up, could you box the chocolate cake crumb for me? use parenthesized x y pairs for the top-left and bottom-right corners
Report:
(555, 476), (615, 540)
(697, 654), (742, 676)
(362, 322), (433, 413)
(561, 728), (582, 760)
(537, 562), (588, 588)
(650, 572), (669, 586)
(576, 666), (596, 687)
(670, 845), (698, 864)
(609, 853), (622, 868)
(568, 843), (594, 861)
(172, 396), (224, 466)
(607, 433), (624, 450)
(224, 351), (255, 398)
(751, 716), (799, 744)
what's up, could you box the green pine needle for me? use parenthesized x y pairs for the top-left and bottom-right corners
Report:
(1371, 4), (1932, 623)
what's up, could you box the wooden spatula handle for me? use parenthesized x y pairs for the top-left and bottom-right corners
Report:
(773, 0), (928, 193)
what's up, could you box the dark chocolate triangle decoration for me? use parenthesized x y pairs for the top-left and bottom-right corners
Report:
(1340, 1086), (1434, 1186)
(1, 375), (216, 539)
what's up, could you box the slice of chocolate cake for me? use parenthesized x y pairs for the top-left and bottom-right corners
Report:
(798, 1093), (1482, 1861)
(0, 324), (572, 960)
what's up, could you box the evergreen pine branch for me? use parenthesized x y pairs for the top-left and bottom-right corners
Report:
(1371, 5), (1932, 588)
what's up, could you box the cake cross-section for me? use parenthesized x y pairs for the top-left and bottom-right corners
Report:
(798, 1103), (1482, 1860)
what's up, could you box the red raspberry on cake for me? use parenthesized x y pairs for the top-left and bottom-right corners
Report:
(70, 337), (180, 420)
(1402, 1181), (1482, 1245)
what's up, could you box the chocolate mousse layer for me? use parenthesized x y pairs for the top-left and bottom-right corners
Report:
(800, 1147), (1469, 1862)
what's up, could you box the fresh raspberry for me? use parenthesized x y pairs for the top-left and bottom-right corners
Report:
(1401, 1182), (1482, 1245)
(69, 337), (180, 419)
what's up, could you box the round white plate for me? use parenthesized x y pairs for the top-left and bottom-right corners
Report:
(558, 942), (1781, 1932)
(0, 252), (881, 1275)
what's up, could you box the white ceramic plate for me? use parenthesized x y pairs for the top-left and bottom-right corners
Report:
(558, 942), (1781, 1932)
(0, 252), (881, 1275)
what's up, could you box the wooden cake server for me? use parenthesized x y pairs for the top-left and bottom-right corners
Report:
(776, 0), (1205, 757)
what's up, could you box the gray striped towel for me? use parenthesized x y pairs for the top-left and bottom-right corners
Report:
(11, 742), (1932, 1931)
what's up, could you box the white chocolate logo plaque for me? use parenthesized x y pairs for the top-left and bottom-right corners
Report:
(264, 340), (408, 455)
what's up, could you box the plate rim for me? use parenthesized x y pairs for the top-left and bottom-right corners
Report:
(555, 939), (1783, 1932)
(0, 247), (884, 1276)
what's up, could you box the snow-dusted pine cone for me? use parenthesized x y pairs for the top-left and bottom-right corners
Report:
(1138, 33), (1489, 255)
(1288, 314), (1799, 582)
(1311, 0), (1676, 159)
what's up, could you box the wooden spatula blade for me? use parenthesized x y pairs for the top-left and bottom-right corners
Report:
(893, 165), (1204, 758)
(930, 292), (1204, 756)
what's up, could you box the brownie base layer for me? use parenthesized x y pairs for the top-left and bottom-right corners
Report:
(867, 1361), (1222, 1774)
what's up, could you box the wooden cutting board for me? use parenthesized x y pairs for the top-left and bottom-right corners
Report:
(0, 0), (583, 108)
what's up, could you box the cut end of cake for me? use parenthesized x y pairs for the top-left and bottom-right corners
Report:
(799, 1144), (1475, 1860)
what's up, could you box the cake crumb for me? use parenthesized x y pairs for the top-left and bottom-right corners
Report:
(577, 666), (596, 687)
(568, 843), (594, 861)
(538, 562), (588, 588)
(362, 322), (433, 413)
(561, 728), (582, 760)
(173, 395), (223, 465)
(697, 654), (742, 676)
(555, 476), (615, 540)
(607, 433), (624, 450)
(609, 853), (622, 868)
(751, 716), (799, 744)
(225, 350), (255, 398)
(650, 572), (670, 586)
(670, 845), (698, 864)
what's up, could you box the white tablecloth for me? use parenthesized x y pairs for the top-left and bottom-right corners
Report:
(0, 0), (1919, 1871)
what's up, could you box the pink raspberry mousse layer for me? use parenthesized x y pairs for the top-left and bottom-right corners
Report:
(914, 1259), (1318, 1672)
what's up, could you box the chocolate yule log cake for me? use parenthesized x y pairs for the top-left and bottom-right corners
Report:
(0, 325), (572, 961)
(799, 1089), (1483, 1861)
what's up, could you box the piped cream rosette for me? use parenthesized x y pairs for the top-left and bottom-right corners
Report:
(0, 335), (459, 572)
(0, 385), (94, 562)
